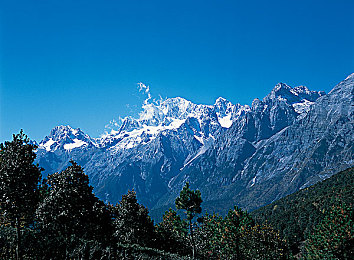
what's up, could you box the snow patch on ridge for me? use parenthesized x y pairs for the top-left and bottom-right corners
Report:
(292, 99), (314, 115)
(218, 114), (233, 128)
(181, 136), (215, 171)
(42, 139), (55, 151)
(102, 118), (188, 150)
(64, 139), (87, 150)
(194, 135), (204, 144)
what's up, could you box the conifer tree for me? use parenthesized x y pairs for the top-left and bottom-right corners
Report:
(0, 130), (42, 260)
(113, 190), (155, 248)
(222, 206), (254, 258)
(156, 208), (189, 255)
(36, 161), (112, 259)
(194, 212), (224, 258)
(175, 182), (202, 259)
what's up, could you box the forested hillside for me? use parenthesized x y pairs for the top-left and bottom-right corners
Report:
(252, 167), (354, 257)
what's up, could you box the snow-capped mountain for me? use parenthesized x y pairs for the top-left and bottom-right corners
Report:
(99, 96), (248, 150)
(39, 125), (96, 152)
(35, 75), (353, 214)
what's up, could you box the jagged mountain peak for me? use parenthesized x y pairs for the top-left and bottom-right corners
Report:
(265, 82), (297, 103)
(214, 96), (238, 111)
(35, 74), (353, 212)
(273, 82), (292, 91)
(39, 125), (95, 152)
(265, 82), (324, 102)
(49, 125), (82, 139)
(214, 97), (243, 127)
(251, 98), (262, 108)
(214, 96), (229, 105)
(292, 85), (311, 94)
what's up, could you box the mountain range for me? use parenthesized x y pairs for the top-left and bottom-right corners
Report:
(35, 74), (354, 214)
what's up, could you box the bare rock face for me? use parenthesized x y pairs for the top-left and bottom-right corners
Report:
(36, 74), (353, 214)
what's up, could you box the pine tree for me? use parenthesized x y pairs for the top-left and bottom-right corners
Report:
(222, 206), (254, 259)
(194, 212), (224, 259)
(36, 161), (112, 259)
(113, 190), (155, 248)
(0, 130), (42, 260)
(175, 182), (202, 259)
(156, 208), (189, 255)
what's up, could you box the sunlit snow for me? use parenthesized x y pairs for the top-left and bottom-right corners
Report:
(194, 135), (204, 144)
(181, 136), (215, 170)
(218, 114), (233, 128)
(64, 139), (87, 150)
(42, 139), (55, 151)
(292, 99), (314, 114)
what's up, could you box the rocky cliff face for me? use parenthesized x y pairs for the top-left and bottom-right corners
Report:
(36, 75), (353, 213)
(165, 75), (353, 213)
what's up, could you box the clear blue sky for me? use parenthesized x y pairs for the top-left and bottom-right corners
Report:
(1, 0), (353, 142)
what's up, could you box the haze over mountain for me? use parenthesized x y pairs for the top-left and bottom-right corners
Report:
(35, 74), (354, 213)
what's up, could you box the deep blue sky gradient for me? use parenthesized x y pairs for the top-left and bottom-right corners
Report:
(1, 0), (353, 142)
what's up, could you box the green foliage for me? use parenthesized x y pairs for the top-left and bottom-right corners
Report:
(175, 182), (203, 258)
(304, 203), (354, 259)
(0, 130), (42, 225)
(252, 167), (354, 254)
(194, 212), (224, 258)
(0, 130), (42, 259)
(175, 182), (202, 221)
(36, 161), (112, 259)
(240, 224), (289, 260)
(113, 190), (156, 248)
(0, 225), (16, 259)
(221, 206), (255, 258)
(155, 208), (190, 255)
(194, 207), (289, 259)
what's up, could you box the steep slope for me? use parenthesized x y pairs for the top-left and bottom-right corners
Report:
(161, 75), (352, 212)
(251, 166), (354, 253)
(36, 96), (249, 207)
(35, 75), (353, 214)
(37, 126), (98, 177)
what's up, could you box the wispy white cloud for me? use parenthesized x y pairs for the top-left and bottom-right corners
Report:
(138, 82), (152, 105)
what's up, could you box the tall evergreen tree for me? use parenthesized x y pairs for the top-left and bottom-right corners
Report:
(222, 206), (254, 258)
(156, 208), (189, 255)
(194, 212), (224, 259)
(36, 161), (112, 259)
(113, 190), (155, 248)
(175, 182), (202, 259)
(0, 130), (42, 260)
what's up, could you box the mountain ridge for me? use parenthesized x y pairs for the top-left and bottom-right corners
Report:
(35, 75), (353, 213)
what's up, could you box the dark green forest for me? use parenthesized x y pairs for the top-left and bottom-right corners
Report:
(252, 166), (354, 258)
(0, 131), (352, 259)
